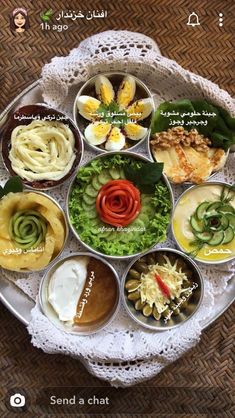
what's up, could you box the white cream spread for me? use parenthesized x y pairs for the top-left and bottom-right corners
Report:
(9, 120), (76, 181)
(48, 257), (89, 322)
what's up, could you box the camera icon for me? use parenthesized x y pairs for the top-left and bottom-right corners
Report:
(10, 393), (26, 408)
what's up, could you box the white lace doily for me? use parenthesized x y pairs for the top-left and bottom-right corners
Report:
(1, 31), (235, 387)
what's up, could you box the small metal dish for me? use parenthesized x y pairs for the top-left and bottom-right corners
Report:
(172, 181), (235, 265)
(0, 190), (68, 273)
(73, 71), (154, 153)
(39, 252), (120, 335)
(66, 151), (174, 260)
(122, 248), (203, 331)
(2, 104), (83, 190)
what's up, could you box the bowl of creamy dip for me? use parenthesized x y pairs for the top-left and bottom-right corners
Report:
(172, 182), (235, 264)
(2, 105), (83, 190)
(39, 252), (120, 334)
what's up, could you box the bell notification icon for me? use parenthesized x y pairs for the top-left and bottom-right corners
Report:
(187, 12), (200, 27)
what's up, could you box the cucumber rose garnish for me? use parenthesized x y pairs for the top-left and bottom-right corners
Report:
(96, 179), (141, 227)
(0, 177), (66, 271)
(9, 210), (47, 250)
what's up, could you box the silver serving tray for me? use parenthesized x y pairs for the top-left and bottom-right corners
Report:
(0, 81), (234, 330)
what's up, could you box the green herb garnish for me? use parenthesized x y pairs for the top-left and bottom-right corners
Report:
(96, 101), (129, 127)
(0, 176), (23, 199)
(187, 240), (204, 258)
(151, 99), (235, 151)
(124, 162), (164, 193)
(220, 185), (235, 204)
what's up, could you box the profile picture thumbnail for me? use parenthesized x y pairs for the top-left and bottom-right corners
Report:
(10, 8), (30, 33)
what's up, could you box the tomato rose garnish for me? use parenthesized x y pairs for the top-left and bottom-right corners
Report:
(96, 179), (141, 227)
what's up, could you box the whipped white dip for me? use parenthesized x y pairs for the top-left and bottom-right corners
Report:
(48, 257), (89, 322)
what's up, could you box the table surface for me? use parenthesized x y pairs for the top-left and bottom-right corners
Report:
(1, 0), (234, 416)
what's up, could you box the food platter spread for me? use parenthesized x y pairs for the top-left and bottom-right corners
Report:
(0, 77), (235, 339)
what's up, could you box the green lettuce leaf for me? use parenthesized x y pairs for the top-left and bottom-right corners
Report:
(151, 99), (235, 150)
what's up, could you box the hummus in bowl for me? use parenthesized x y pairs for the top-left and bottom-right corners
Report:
(172, 182), (235, 264)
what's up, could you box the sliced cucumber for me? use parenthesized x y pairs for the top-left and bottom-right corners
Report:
(208, 230), (224, 246)
(206, 201), (222, 213)
(87, 219), (102, 234)
(220, 214), (229, 230)
(137, 213), (149, 225)
(85, 184), (99, 197)
(98, 169), (112, 184)
(82, 200), (96, 211)
(89, 218), (100, 226)
(195, 231), (213, 242)
(119, 231), (135, 243)
(222, 226), (234, 244)
(141, 193), (152, 203)
(108, 231), (120, 241)
(101, 229), (113, 238)
(140, 205), (155, 218)
(196, 202), (210, 220)
(86, 209), (98, 219)
(190, 215), (205, 233)
(92, 175), (102, 191)
(119, 168), (126, 179)
(89, 226), (99, 235)
(109, 167), (121, 179)
(141, 195), (152, 205)
(83, 193), (96, 205)
(227, 213), (235, 228)
(218, 204), (234, 214)
(130, 218), (145, 231)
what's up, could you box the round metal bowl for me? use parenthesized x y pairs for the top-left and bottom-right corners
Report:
(66, 151), (174, 260)
(0, 190), (68, 273)
(39, 252), (120, 335)
(172, 182), (235, 265)
(122, 247), (203, 331)
(73, 71), (154, 153)
(2, 104), (83, 190)
(147, 130), (230, 185)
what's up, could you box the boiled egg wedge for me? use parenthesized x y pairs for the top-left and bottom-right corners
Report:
(95, 75), (115, 105)
(127, 98), (153, 121)
(124, 122), (148, 141)
(105, 127), (125, 151)
(117, 75), (136, 110)
(77, 95), (101, 121)
(84, 122), (112, 146)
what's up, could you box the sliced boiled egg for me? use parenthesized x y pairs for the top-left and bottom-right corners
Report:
(117, 75), (136, 110)
(124, 122), (148, 141)
(105, 127), (125, 151)
(95, 75), (115, 105)
(127, 98), (153, 121)
(77, 95), (101, 120)
(84, 122), (112, 146)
